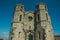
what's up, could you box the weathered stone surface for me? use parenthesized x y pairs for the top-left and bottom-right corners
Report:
(9, 3), (54, 40)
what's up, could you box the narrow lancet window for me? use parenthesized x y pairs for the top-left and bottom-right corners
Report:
(20, 15), (22, 21)
(46, 13), (48, 21)
(38, 14), (40, 21)
(43, 29), (45, 40)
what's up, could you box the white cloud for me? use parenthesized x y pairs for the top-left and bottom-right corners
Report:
(1, 31), (9, 40)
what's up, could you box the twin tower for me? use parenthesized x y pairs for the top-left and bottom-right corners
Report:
(9, 3), (54, 40)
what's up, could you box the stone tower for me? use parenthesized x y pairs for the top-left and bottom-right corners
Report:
(9, 3), (54, 40)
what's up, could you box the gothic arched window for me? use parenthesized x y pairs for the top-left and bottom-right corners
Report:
(38, 14), (40, 21)
(20, 15), (22, 21)
(46, 13), (48, 21)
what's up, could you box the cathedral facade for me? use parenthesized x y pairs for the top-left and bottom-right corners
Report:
(9, 3), (54, 40)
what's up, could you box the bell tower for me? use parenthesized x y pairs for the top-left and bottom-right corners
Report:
(35, 3), (54, 40)
(9, 4), (25, 40)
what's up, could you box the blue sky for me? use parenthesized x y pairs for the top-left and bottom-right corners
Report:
(0, 0), (60, 38)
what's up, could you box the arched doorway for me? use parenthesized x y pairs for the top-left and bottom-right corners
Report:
(29, 33), (33, 40)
